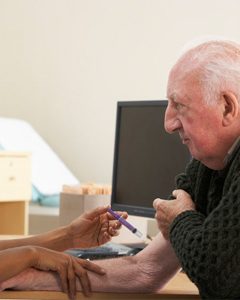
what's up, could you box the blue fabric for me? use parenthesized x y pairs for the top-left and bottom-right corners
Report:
(32, 186), (59, 207)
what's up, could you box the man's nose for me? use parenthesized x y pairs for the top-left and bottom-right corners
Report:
(164, 106), (181, 133)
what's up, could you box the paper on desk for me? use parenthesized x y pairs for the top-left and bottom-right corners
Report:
(0, 117), (79, 195)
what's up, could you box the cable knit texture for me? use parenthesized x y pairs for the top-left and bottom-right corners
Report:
(169, 145), (240, 299)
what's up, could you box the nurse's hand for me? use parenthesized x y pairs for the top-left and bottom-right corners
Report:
(67, 206), (128, 248)
(31, 246), (105, 299)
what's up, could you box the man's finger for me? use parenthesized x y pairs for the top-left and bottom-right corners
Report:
(172, 189), (182, 198)
(153, 198), (165, 209)
(172, 189), (190, 198)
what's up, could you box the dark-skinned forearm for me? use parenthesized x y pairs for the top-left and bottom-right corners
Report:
(0, 246), (35, 282)
(0, 225), (72, 252)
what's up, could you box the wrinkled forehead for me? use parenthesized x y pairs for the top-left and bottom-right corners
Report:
(167, 64), (201, 99)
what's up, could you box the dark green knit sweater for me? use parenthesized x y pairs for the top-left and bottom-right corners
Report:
(170, 144), (240, 299)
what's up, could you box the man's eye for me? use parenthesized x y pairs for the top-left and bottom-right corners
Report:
(175, 103), (184, 110)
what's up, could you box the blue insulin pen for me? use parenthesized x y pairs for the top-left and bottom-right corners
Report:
(107, 207), (143, 238)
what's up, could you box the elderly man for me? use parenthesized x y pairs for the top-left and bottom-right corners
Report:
(154, 39), (240, 298)
(2, 39), (240, 299)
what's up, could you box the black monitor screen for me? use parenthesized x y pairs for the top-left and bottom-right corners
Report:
(111, 100), (190, 218)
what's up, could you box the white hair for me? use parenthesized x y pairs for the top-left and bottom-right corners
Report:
(178, 35), (240, 56)
(173, 37), (240, 105)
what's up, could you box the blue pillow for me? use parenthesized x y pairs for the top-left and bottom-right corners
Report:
(32, 186), (59, 207)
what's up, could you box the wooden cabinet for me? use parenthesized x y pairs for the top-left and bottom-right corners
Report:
(0, 152), (31, 235)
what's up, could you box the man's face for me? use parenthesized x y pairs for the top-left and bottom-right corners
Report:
(165, 68), (227, 170)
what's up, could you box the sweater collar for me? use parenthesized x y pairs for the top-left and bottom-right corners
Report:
(223, 136), (240, 167)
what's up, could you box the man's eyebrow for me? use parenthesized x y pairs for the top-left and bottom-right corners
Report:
(167, 93), (178, 102)
(168, 93), (190, 104)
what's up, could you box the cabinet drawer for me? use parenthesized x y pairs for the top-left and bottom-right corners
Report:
(0, 154), (31, 201)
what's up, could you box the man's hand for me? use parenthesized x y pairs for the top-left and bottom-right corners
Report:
(153, 189), (195, 239)
(67, 206), (128, 248)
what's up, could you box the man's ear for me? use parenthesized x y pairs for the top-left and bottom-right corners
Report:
(221, 91), (239, 126)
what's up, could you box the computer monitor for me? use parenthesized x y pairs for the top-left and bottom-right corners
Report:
(111, 100), (190, 218)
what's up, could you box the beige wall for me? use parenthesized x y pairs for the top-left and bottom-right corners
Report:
(0, 0), (240, 184)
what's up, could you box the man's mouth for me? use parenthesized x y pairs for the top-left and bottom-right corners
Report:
(179, 133), (189, 144)
(182, 138), (189, 144)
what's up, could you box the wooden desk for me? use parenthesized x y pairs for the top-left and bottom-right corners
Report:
(0, 272), (199, 299)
